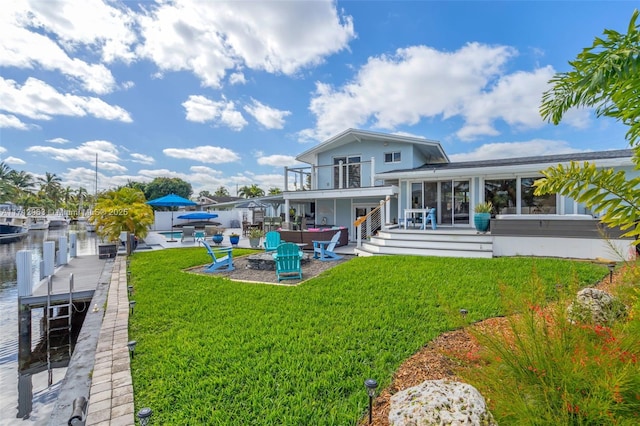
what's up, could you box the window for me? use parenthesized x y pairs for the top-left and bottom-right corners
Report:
(384, 152), (401, 163)
(333, 156), (361, 188)
(484, 179), (516, 215)
(521, 177), (556, 214)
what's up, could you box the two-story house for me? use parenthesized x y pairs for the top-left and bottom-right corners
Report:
(278, 128), (635, 260)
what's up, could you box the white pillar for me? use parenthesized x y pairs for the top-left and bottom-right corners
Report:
(58, 236), (68, 265)
(16, 250), (32, 297)
(43, 241), (55, 276)
(69, 232), (77, 258)
(370, 156), (375, 187)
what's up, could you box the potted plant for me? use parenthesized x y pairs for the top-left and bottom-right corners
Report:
(229, 232), (240, 246)
(210, 226), (225, 245)
(474, 201), (493, 233)
(248, 228), (264, 248)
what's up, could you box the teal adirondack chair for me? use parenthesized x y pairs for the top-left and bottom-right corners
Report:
(264, 231), (282, 252)
(200, 241), (234, 272)
(272, 242), (304, 282)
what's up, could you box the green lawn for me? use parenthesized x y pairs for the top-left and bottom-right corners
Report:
(128, 248), (607, 425)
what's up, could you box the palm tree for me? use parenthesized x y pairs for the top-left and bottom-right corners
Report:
(214, 186), (230, 197)
(7, 170), (35, 199)
(90, 187), (154, 241)
(268, 187), (282, 195)
(38, 172), (63, 209)
(238, 184), (265, 198)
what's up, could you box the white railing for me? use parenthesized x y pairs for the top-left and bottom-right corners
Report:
(284, 157), (376, 191)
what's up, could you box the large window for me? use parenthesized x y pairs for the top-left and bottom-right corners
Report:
(521, 177), (556, 214)
(333, 156), (361, 188)
(484, 177), (556, 215)
(484, 179), (516, 215)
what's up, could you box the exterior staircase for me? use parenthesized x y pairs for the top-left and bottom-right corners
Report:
(354, 227), (493, 258)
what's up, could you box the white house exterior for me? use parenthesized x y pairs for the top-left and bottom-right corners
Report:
(275, 128), (637, 260)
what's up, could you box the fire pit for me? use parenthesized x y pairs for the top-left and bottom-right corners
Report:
(246, 252), (310, 271)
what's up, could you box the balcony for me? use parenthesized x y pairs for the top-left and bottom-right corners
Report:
(284, 158), (380, 192)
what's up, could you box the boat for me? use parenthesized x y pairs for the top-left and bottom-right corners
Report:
(27, 216), (50, 230)
(77, 216), (95, 232)
(47, 213), (70, 229)
(0, 205), (29, 243)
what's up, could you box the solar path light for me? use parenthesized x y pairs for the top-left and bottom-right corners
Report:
(364, 378), (378, 425)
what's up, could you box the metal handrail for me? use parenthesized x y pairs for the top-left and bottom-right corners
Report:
(354, 196), (391, 247)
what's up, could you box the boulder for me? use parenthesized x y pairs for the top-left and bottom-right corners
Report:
(567, 287), (627, 326)
(389, 380), (496, 425)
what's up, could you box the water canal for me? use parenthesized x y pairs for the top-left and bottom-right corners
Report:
(0, 227), (99, 425)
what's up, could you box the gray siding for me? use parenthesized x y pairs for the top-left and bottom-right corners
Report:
(491, 218), (631, 239)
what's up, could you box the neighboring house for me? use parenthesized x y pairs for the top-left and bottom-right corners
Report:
(276, 128), (636, 260)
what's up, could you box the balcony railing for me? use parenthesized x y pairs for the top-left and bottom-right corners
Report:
(284, 158), (377, 191)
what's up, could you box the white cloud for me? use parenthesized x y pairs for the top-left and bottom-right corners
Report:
(62, 166), (130, 191)
(25, 0), (138, 63)
(0, 77), (132, 123)
(130, 153), (154, 165)
(448, 139), (584, 162)
(26, 139), (121, 164)
(243, 99), (291, 129)
(229, 72), (246, 85)
(46, 137), (70, 144)
(257, 154), (299, 167)
(0, 147), (6, 155)
(456, 67), (560, 140)
(136, 0), (354, 88)
(300, 43), (585, 142)
(0, 113), (29, 130)
(163, 145), (241, 164)
(3, 156), (25, 165)
(1, 1), (121, 94)
(182, 95), (247, 130)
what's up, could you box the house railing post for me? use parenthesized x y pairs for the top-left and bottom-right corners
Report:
(370, 157), (375, 187)
(338, 160), (344, 189)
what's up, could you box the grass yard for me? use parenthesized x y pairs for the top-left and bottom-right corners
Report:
(128, 248), (607, 424)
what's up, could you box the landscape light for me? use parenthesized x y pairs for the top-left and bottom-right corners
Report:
(459, 308), (468, 319)
(364, 378), (378, 425)
(127, 340), (137, 359)
(128, 285), (133, 296)
(129, 300), (136, 315)
(608, 263), (615, 284)
(137, 407), (152, 426)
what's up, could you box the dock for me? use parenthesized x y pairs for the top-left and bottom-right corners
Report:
(19, 255), (107, 308)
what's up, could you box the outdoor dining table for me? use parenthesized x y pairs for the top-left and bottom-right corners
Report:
(403, 208), (431, 229)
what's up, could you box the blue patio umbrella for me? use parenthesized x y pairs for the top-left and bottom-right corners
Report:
(176, 212), (219, 220)
(146, 194), (197, 241)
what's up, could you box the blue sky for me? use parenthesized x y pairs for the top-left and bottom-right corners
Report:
(0, 1), (635, 196)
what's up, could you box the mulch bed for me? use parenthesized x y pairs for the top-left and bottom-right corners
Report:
(362, 263), (630, 425)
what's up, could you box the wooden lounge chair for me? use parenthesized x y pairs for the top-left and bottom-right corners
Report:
(264, 231), (282, 252)
(272, 242), (303, 282)
(312, 231), (342, 261)
(181, 225), (196, 242)
(200, 241), (234, 272)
